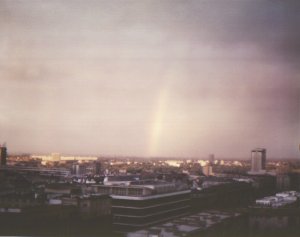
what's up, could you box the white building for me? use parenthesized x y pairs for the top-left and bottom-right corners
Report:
(202, 165), (214, 176)
(255, 190), (300, 208)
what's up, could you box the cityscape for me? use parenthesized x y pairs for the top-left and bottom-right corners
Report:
(1, 145), (300, 236)
(1, 0), (300, 237)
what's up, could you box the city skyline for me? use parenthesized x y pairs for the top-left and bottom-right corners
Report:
(0, 0), (299, 158)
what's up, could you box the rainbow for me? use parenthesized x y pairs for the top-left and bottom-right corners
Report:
(148, 82), (170, 157)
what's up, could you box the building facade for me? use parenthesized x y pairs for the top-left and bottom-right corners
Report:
(0, 145), (7, 166)
(93, 180), (191, 232)
(251, 148), (266, 173)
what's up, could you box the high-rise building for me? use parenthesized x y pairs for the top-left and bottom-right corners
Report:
(0, 145), (7, 166)
(250, 148), (266, 173)
(95, 162), (101, 175)
(208, 154), (215, 165)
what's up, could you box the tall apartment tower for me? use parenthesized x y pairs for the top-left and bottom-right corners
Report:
(0, 144), (7, 166)
(208, 154), (215, 165)
(251, 148), (266, 173)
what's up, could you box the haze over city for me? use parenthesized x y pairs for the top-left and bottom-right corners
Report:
(0, 0), (299, 158)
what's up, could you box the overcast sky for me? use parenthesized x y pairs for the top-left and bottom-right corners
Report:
(0, 0), (299, 158)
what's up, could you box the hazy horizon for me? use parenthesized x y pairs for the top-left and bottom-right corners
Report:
(1, 0), (299, 159)
(7, 151), (300, 161)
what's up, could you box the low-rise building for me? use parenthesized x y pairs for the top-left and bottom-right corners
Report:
(93, 180), (190, 232)
(255, 191), (300, 208)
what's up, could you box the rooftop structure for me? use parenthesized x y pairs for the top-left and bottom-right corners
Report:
(93, 180), (188, 198)
(126, 210), (241, 237)
(103, 175), (140, 186)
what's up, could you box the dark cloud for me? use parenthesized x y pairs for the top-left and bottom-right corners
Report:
(0, 0), (299, 158)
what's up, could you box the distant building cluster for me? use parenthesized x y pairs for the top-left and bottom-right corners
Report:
(31, 153), (98, 162)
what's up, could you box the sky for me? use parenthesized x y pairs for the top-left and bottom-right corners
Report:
(0, 0), (299, 159)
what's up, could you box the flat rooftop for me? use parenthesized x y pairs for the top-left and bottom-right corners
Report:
(93, 180), (189, 197)
(127, 210), (240, 237)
